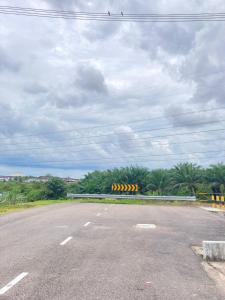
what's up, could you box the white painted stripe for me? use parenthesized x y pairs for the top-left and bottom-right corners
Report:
(96, 213), (101, 217)
(0, 272), (28, 295)
(136, 224), (156, 229)
(56, 225), (68, 228)
(60, 236), (72, 245)
(84, 222), (91, 227)
(104, 208), (108, 211)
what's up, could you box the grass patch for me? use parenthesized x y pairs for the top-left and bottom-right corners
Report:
(0, 198), (208, 214)
(0, 199), (74, 214)
(75, 198), (207, 206)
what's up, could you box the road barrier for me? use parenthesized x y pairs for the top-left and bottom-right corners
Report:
(211, 195), (225, 209)
(67, 193), (196, 201)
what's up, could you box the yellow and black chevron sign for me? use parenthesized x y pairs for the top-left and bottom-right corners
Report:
(112, 183), (138, 192)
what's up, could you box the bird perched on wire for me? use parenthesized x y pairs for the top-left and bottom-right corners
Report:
(108, 11), (110, 16)
(121, 11), (124, 16)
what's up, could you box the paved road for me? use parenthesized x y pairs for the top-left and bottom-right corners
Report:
(0, 203), (225, 299)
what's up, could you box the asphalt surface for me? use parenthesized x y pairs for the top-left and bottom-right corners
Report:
(1, 203), (225, 300)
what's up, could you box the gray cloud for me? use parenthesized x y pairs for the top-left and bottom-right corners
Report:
(46, 0), (77, 9)
(76, 63), (108, 94)
(164, 104), (215, 128)
(48, 91), (85, 108)
(139, 23), (196, 58)
(0, 47), (21, 72)
(23, 82), (48, 94)
(0, 0), (224, 176)
(179, 24), (225, 105)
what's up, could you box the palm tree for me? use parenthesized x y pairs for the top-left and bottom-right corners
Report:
(172, 163), (202, 195)
(146, 169), (170, 195)
(206, 163), (225, 194)
(108, 166), (149, 193)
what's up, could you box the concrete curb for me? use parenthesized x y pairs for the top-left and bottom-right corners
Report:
(203, 241), (225, 261)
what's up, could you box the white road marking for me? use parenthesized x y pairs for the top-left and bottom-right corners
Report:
(60, 236), (72, 245)
(200, 206), (223, 212)
(0, 272), (28, 295)
(136, 224), (156, 229)
(96, 213), (101, 217)
(84, 222), (91, 227)
(104, 208), (108, 211)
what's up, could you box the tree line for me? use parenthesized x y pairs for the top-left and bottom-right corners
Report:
(72, 162), (225, 197)
(1, 162), (225, 203)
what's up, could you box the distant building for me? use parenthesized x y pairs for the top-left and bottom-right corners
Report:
(63, 177), (79, 183)
(25, 176), (50, 183)
(38, 176), (51, 182)
(0, 176), (17, 182)
(0, 175), (79, 183)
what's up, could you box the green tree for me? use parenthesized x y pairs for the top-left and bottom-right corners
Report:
(146, 169), (171, 195)
(66, 182), (81, 194)
(206, 163), (225, 185)
(45, 177), (66, 199)
(27, 189), (47, 201)
(172, 163), (202, 195)
(78, 166), (149, 194)
(205, 163), (225, 194)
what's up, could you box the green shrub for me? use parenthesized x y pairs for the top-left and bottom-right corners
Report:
(1, 191), (27, 205)
(26, 189), (47, 202)
(45, 177), (66, 199)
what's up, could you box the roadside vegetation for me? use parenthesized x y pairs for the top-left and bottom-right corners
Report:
(0, 199), (73, 214)
(75, 163), (225, 197)
(0, 162), (224, 213)
(0, 177), (67, 205)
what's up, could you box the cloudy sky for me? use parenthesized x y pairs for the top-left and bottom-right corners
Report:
(0, 0), (225, 178)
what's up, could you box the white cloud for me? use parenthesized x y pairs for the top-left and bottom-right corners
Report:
(0, 0), (224, 177)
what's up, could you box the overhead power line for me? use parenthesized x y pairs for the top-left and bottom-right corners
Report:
(4, 148), (225, 164)
(0, 106), (225, 142)
(1, 6), (225, 22)
(0, 134), (223, 158)
(0, 135), (223, 158)
(0, 126), (224, 154)
(0, 117), (224, 148)
(3, 152), (225, 168)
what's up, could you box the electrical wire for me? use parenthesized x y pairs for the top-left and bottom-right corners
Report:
(0, 135), (223, 158)
(1, 6), (225, 22)
(0, 106), (224, 141)
(3, 148), (225, 164)
(0, 117), (224, 148)
(2, 5), (225, 17)
(3, 152), (225, 168)
(0, 125), (224, 156)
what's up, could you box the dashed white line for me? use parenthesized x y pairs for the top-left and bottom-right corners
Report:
(84, 222), (91, 227)
(60, 236), (72, 245)
(0, 272), (28, 295)
(136, 224), (156, 229)
(96, 213), (101, 217)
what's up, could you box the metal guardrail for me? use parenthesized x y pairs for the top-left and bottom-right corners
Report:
(67, 193), (196, 201)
